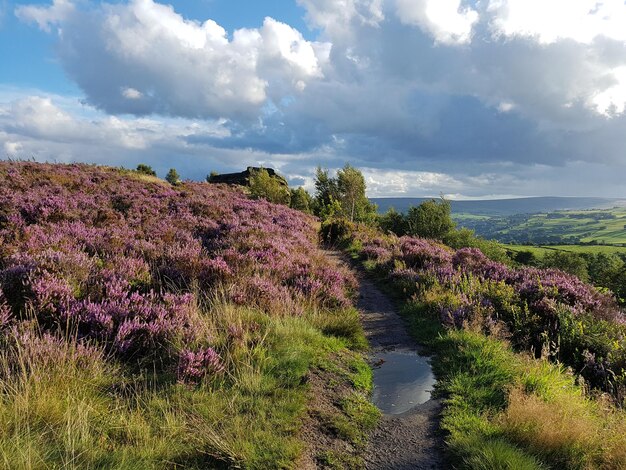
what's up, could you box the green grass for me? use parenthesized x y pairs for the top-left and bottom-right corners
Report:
(453, 214), (492, 221)
(503, 244), (626, 256)
(356, 257), (626, 470)
(0, 304), (375, 469)
(400, 300), (626, 469)
(458, 207), (626, 245)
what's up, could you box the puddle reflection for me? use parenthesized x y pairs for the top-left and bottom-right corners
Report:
(371, 351), (436, 414)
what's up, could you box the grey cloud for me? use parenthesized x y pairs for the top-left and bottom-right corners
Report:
(11, 0), (626, 197)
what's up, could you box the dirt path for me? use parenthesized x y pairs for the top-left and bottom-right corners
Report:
(328, 251), (446, 470)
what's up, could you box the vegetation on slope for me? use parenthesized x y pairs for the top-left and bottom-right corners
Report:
(456, 207), (626, 245)
(325, 218), (626, 468)
(0, 162), (376, 469)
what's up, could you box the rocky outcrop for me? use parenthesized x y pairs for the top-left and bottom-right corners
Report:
(208, 167), (288, 187)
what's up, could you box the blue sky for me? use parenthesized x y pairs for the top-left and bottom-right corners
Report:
(1, 0), (626, 198)
(1, 1), (311, 92)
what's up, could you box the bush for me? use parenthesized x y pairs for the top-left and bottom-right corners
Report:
(405, 198), (455, 240)
(136, 163), (157, 176)
(320, 218), (356, 246)
(249, 168), (291, 205)
(378, 207), (407, 235)
(165, 168), (181, 185)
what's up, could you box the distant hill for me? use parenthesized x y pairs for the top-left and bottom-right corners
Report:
(371, 196), (626, 216)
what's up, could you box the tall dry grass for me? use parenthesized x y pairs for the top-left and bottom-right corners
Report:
(502, 387), (626, 469)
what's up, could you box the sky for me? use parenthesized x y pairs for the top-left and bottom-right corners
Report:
(1, 0), (626, 198)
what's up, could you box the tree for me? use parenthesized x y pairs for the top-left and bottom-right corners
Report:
(513, 250), (538, 266)
(136, 164), (156, 176)
(165, 168), (181, 186)
(206, 171), (219, 182)
(405, 198), (455, 240)
(337, 164), (376, 222)
(313, 167), (339, 210)
(313, 164), (376, 223)
(379, 207), (407, 235)
(541, 251), (589, 282)
(249, 168), (291, 205)
(290, 187), (312, 213)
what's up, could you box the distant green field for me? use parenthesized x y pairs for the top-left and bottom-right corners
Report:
(457, 207), (626, 245)
(503, 244), (626, 256)
(452, 213), (491, 221)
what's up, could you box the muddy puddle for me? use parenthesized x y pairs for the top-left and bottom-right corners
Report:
(371, 350), (436, 415)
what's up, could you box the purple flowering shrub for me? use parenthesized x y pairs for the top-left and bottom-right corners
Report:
(177, 347), (225, 382)
(0, 162), (355, 382)
(348, 226), (626, 392)
(0, 325), (107, 381)
(0, 289), (11, 329)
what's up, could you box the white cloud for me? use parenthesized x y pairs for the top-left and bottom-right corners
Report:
(15, 0), (74, 32)
(17, 0), (330, 119)
(588, 66), (626, 116)
(0, 95), (229, 151)
(361, 168), (464, 197)
(10, 1), (626, 197)
(395, 0), (479, 45)
(488, 0), (626, 44)
(497, 101), (515, 112)
(3, 141), (22, 155)
(122, 87), (143, 100)
(297, 0), (385, 36)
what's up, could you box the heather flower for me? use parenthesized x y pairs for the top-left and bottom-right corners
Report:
(28, 272), (76, 325)
(5, 328), (104, 373)
(177, 347), (225, 383)
(440, 305), (470, 328)
(0, 161), (354, 370)
(200, 256), (233, 285)
(0, 289), (11, 329)
(399, 236), (452, 269)
(348, 225), (626, 394)
(361, 245), (392, 262)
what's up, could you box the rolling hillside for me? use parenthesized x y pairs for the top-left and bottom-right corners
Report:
(0, 162), (373, 468)
(371, 196), (626, 216)
(460, 207), (626, 245)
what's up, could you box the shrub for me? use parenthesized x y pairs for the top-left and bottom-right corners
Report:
(136, 164), (157, 176)
(249, 168), (290, 205)
(165, 168), (181, 185)
(351, 224), (626, 394)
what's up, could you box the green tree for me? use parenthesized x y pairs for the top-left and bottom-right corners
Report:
(405, 198), (455, 240)
(443, 227), (510, 263)
(206, 171), (219, 182)
(336, 164), (376, 223)
(313, 164), (376, 223)
(513, 250), (538, 266)
(290, 187), (312, 213)
(165, 168), (181, 186)
(136, 164), (156, 176)
(586, 253), (625, 301)
(313, 167), (339, 211)
(249, 168), (291, 205)
(379, 207), (407, 235)
(318, 197), (343, 221)
(541, 251), (589, 282)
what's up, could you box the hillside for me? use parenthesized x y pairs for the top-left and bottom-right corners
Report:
(327, 219), (626, 468)
(459, 207), (626, 245)
(372, 196), (626, 216)
(0, 162), (375, 468)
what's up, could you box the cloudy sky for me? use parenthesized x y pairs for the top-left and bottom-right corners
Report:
(2, 0), (626, 198)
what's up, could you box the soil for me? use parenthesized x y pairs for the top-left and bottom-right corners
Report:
(296, 359), (363, 470)
(298, 251), (446, 469)
(332, 251), (447, 470)
(357, 273), (446, 470)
